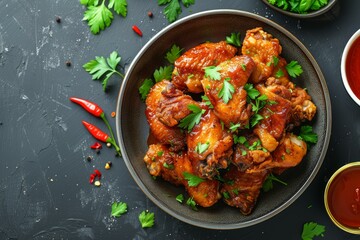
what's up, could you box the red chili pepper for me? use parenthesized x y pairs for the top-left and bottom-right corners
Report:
(94, 169), (102, 179)
(90, 142), (102, 149)
(70, 97), (104, 117)
(132, 25), (143, 37)
(82, 121), (110, 143)
(89, 173), (96, 184)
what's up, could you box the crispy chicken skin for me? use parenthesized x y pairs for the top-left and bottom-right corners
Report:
(187, 108), (233, 179)
(144, 144), (221, 207)
(220, 166), (269, 215)
(242, 27), (282, 83)
(156, 81), (199, 127)
(145, 81), (185, 151)
(172, 41), (237, 93)
(202, 55), (256, 127)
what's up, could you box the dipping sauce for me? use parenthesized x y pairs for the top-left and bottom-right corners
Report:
(326, 165), (360, 230)
(345, 36), (360, 100)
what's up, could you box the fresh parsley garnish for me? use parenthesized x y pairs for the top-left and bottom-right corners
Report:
(204, 66), (222, 80)
(267, 56), (279, 67)
(222, 191), (230, 199)
(163, 162), (174, 169)
(275, 69), (284, 78)
(154, 65), (173, 83)
(195, 142), (210, 154)
(218, 78), (235, 104)
(139, 79), (154, 101)
(244, 83), (260, 101)
(165, 44), (183, 64)
(268, 0), (329, 13)
(83, 51), (124, 91)
(229, 122), (241, 132)
(186, 197), (198, 211)
(111, 201), (127, 217)
(298, 125), (318, 144)
(201, 95), (214, 108)
(176, 194), (184, 203)
(233, 135), (247, 145)
(301, 222), (326, 240)
(225, 32), (241, 47)
(81, 0), (127, 34)
(183, 172), (205, 187)
(286, 60), (303, 78)
(158, 0), (195, 23)
(178, 104), (205, 132)
(262, 173), (287, 192)
(139, 210), (155, 228)
(250, 114), (264, 128)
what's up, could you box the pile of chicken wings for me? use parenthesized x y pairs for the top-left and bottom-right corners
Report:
(143, 27), (317, 215)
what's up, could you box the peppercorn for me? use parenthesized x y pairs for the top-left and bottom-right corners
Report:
(86, 156), (92, 162)
(105, 162), (111, 170)
(95, 148), (101, 154)
(65, 60), (72, 67)
(147, 11), (153, 18)
(106, 142), (111, 148)
(94, 180), (101, 187)
(55, 16), (61, 23)
(111, 111), (116, 118)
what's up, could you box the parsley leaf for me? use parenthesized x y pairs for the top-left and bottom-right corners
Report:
(204, 66), (222, 80)
(275, 69), (284, 78)
(176, 194), (184, 203)
(108, 0), (127, 17)
(83, 51), (124, 91)
(195, 142), (210, 154)
(83, 1), (113, 35)
(298, 125), (318, 144)
(233, 135), (247, 145)
(301, 222), (326, 240)
(286, 60), (303, 78)
(80, 0), (99, 6)
(183, 172), (205, 187)
(244, 83), (260, 101)
(186, 197), (198, 211)
(201, 95), (214, 108)
(153, 65), (173, 82)
(229, 122), (241, 132)
(182, 0), (195, 7)
(111, 202), (127, 217)
(262, 173), (287, 192)
(139, 210), (155, 228)
(178, 104), (205, 132)
(218, 78), (235, 104)
(165, 44), (183, 64)
(139, 79), (154, 101)
(226, 32), (241, 47)
(250, 114), (264, 128)
(158, 0), (195, 23)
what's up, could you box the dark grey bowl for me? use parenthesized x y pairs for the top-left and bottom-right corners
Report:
(116, 10), (331, 229)
(261, 0), (338, 19)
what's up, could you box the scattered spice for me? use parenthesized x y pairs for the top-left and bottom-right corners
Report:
(89, 173), (96, 184)
(111, 111), (116, 118)
(55, 16), (61, 23)
(95, 148), (101, 154)
(94, 169), (102, 179)
(86, 156), (92, 162)
(65, 60), (72, 67)
(147, 11), (153, 18)
(132, 25), (143, 37)
(94, 180), (101, 187)
(105, 162), (112, 170)
(90, 142), (102, 149)
(106, 142), (112, 148)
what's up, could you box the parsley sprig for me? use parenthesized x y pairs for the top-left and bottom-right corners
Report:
(262, 173), (287, 192)
(81, 0), (127, 34)
(195, 142), (210, 154)
(139, 210), (155, 228)
(204, 66), (221, 80)
(178, 104), (205, 132)
(226, 32), (241, 47)
(301, 222), (325, 240)
(165, 44), (183, 64)
(298, 125), (318, 144)
(286, 60), (303, 78)
(218, 78), (235, 104)
(183, 172), (205, 187)
(111, 201), (128, 217)
(244, 83), (270, 128)
(83, 51), (124, 91)
(158, 0), (195, 23)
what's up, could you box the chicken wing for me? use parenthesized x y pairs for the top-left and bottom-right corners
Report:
(242, 27), (282, 83)
(172, 41), (237, 93)
(187, 108), (233, 179)
(145, 81), (185, 151)
(144, 144), (221, 207)
(201, 55), (255, 128)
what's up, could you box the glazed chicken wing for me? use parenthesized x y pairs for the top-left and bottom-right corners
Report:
(172, 41), (237, 93)
(144, 144), (221, 207)
(242, 27), (282, 83)
(145, 81), (186, 151)
(202, 55), (255, 127)
(187, 108), (233, 179)
(220, 166), (269, 215)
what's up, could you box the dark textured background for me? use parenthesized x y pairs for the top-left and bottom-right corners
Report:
(0, 0), (359, 239)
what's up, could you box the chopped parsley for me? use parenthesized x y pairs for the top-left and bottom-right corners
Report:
(138, 78), (154, 101)
(178, 104), (205, 132)
(218, 78), (235, 103)
(286, 60), (303, 78)
(158, 0), (195, 23)
(298, 125), (318, 144)
(183, 172), (205, 187)
(229, 122), (241, 132)
(163, 162), (174, 169)
(262, 173), (287, 192)
(153, 65), (173, 82)
(176, 194), (184, 203)
(225, 32), (241, 47)
(111, 201), (128, 217)
(301, 222), (326, 240)
(139, 210), (155, 228)
(165, 44), (183, 64)
(186, 197), (198, 211)
(201, 95), (214, 108)
(204, 66), (222, 80)
(195, 142), (210, 154)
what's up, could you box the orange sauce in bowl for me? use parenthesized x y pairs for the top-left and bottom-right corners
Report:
(346, 37), (360, 99)
(327, 166), (360, 228)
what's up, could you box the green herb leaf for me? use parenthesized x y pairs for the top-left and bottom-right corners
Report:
(139, 210), (155, 228)
(83, 51), (124, 91)
(286, 60), (303, 78)
(262, 173), (287, 192)
(111, 202), (127, 217)
(250, 113), (264, 128)
(218, 78), (235, 104)
(229, 122), (241, 132)
(178, 104), (205, 132)
(298, 125), (318, 144)
(183, 172), (205, 187)
(176, 194), (184, 203)
(233, 135), (247, 145)
(153, 65), (173, 82)
(226, 32), (241, 47)
(204, 66), (222, 80)
(82, 1), (113, 34)
(182, 0), (195, 7)
(301, 222), (326, 240)
(163, 162), (174, 169)
(186, 197), (198, 211)
(80, 0), (99, 6)
(201, 95), (214, 108)
(275, 69), (284, 78)
(161, 0), (182, 23)
(165, 44), (183, 64)
(195, 142), (210, 154)
(139, 78), (154, 101)
(222, 191), (230, 199)
(108, 0), (127, 17)
(244, 83), (260, 100)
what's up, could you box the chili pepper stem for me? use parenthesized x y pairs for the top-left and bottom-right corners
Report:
(106, 137), (121, 156)
(100, 113), (121, 156)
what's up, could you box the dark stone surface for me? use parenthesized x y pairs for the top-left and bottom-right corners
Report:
(0, 0), (359, 239)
